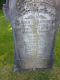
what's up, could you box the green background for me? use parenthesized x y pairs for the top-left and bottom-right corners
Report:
(0, 0), (6, 9)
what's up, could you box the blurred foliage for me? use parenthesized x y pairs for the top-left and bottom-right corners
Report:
(0, 0), (6, 9)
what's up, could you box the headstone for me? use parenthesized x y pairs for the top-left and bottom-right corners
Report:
(3, 0), (60, 71)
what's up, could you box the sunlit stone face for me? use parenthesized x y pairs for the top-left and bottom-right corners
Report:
(14, 0), (56, 69)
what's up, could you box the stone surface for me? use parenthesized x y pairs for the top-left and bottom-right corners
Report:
(3, 0), (60, 71)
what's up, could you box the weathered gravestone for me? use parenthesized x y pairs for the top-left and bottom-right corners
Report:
(3, 0), (60, 71)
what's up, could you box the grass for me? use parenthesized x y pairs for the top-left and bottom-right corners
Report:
(0, 10), (60, 80)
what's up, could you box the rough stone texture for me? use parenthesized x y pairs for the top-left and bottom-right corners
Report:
(3, 0), (60, 71)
